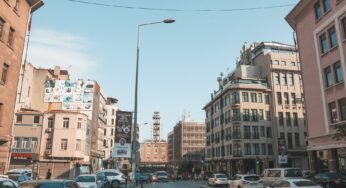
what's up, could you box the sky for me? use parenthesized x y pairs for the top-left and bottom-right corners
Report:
(27, 0), (299, 141)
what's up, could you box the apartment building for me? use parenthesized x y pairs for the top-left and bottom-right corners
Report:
(204, 41), (308, 176)
(0, 0), (43, 173)
(139, 140), (168, 167)
(39, 110), (90, 179)
(167, 131), (174, 168)
(286, 0), (346, 173)
(103, 97), (118, 168)
(168, 118), (205, 169)
(10, 109), (43, 170)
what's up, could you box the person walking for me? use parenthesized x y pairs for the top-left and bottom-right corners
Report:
(46, 169), (52, 180)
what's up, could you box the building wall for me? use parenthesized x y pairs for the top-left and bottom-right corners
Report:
(140, 142), (168, 164)
(103, 103), (117, 160)
(0, 0), (42, 173)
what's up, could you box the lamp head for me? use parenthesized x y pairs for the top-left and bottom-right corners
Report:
(163, 18), (175, 24)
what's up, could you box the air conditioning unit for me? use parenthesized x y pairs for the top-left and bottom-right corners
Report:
(44, 150), (51, 155)
(46, 128), (52, 133)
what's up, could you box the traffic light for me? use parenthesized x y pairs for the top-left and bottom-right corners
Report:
(256, 157), (260, 165)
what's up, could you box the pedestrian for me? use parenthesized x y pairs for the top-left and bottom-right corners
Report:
(135, 170), (141, 186)
(46, 169), (52, 180)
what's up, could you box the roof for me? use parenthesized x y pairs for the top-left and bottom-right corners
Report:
(285, 0), (310, 30)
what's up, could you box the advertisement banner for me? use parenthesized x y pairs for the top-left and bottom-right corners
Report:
(113, 111), (133, 158)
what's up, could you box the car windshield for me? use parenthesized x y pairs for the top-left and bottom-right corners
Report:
(157, 173), (167, 176)
(76, 176), (95, 182)
(284, 169), (303, 177)
(293, 180), (318, 187)
(244, 176), (260, 181)
(216, 174), (227, 178)
(8, 175), (19, 181)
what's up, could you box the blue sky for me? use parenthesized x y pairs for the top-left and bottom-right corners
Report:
(28, 0), (299, 141)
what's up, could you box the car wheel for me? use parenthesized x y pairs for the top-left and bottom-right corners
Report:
(111, 180), (120, 188)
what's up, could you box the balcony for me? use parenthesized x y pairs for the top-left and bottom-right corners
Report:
(44, 150), (52, 156)
(233, 150), (242, 157)
(232, 132), (242, 140)
(45, 128), (52, 133)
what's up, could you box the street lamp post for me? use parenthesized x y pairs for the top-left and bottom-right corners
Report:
(132, 18), (175, 180)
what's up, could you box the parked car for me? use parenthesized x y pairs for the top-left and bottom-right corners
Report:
(0, 177), (18, 188)
(302, 170), (313, 179)
(6, 169), (32, 179)
(229, 174), (263, 188)
(152, 171), (168, 182)
(261, 168), (303, 187)
(95, 169), (127, 188)
(75, 174), (101, 188)
(269, 179), (322, 188)
(19, 179), (80, 188)
(139, 173), (152, 184)
(7, 174), (31, 184)
(208, 173), (228, 186)
(312, 172), (346, 188)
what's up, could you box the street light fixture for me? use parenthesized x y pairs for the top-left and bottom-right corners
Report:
(132, 18), (175, 180)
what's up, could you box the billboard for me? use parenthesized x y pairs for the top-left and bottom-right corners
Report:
(44, 80), (94, 111)
(113, 111), (133, 158)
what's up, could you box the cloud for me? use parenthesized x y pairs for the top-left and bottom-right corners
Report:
(27, 29), (96, 79)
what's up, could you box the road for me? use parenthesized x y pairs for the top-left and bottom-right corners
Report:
(133, 181), (209, 188)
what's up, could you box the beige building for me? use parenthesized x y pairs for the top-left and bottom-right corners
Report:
(103, 97), (118, 168)
(0, 0), (43, 173)
(168, 118), (205, 169)
(286, 0), (346, 173)
(139, 140), (168, 167)
(39, 110), (90, 179)
(204, 42), (308, 175)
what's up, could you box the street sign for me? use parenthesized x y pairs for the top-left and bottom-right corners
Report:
(278, 155), (288, 164)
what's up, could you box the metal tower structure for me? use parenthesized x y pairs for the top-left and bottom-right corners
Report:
(152, 112), (160, 143)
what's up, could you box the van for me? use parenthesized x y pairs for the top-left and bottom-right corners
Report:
(261, 168), (303, 187)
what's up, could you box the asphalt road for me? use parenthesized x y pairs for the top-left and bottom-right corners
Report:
(133, 180), (208, 188)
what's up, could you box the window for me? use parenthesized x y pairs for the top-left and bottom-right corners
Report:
(251, 109), (258, 121)
(329, 102), (338, 123)
(261, 143), (266, 155)
(268, 144), (273, 155)
(27, 86), (31, 97)
(277, 92), (282, 104)
(22, 138), (29, 148)
(0, 103), (2, 126)
(280, 132), (285, 139)
(267, 127), (272, 138)
(77, 118), (82, 129)
(284, 92), (289, 105)
(258, 93), (263, 103)
(288, 73), (294, 85)
(253, 143), (260, 155)
(260, 126), (265, 137)
(291, 93), (296, 105)
(31, 138), (37, 150)
(342, 17), (346, 39)
(259, 109), (264, 120)
(328, 26), (338, 48)
(112, 109), (115, 115)
(16, 115), (22, 123)
(243, 109), (250, 121)
(61, 139), (68, 150)
(288, 133), (293, 149)
(76, 139), (81, 150)
(251, 93), (257, 103)
(63, 118), (69, 128)
(111, 128), (114, 136)
(325, 66), (333, 87)
(286, 112), (291, 126)
(104, 129), (106, 136)
(244, 126), (251, 139)
(33, 116), (40, 124)
(290, 61), (296, 66)
(48, 117), (54, 128)
(1, 63), (9, 83)
(264, 95), (270, 104)
(111, 118), (115, 125)
(273, 60), (279, 65)
(323, 0), (331, 12)
(315, 1), (323, 20)
(338, 98), (346, 121)
(46, 139), (52, 149)
(274, 72), (280, 84)
(278, 112), (284, 126)
(295, 133), (300, 147)
(282, 73), (287, 85)
(244, 143), (251, 155)
(232, 109), (240, 121)
(334, 62), (343, 83)
(320, 33), (328, 54)
(232, 92), (240, 104)
(7, 27), (15, 47)
(265, 111), (271, 121)
(103, 139), (107, 147)
(293, 112), (298, 126)
(13, 137), (20, 148)
(253, 126), (259, 139)
(242, 92), (249, 102)
(0, 18), (4, 40)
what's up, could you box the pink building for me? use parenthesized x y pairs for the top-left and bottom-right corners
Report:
(286, 0), (346, 172)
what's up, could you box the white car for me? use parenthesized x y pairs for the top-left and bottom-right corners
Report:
(208, 173), (228, 186)
(75, 175), (99, 188)
(229, 174), (263, 188)
(96, 169), (127, 188)
(0, 177), (18, 188)
(270, 179), (323, 188)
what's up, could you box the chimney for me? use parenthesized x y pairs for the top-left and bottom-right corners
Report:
(54, 66), (61, 77)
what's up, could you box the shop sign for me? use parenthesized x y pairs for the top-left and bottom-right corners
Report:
(11, 153), (32, 160)
(278, 155), (287, 164)
(113, 111), (132, 158)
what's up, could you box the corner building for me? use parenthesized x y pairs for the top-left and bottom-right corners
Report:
(204, 42), (308, 176)
(0, 0), (43, 173)
(286, 0), (346, 173)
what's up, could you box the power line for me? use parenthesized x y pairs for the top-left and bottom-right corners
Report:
(66, 0), (296, 12)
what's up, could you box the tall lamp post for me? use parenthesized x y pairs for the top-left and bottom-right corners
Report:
(132, 18), (175, 179)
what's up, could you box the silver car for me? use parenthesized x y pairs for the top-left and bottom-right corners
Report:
(208, 173), (228, 186)
(96, 169), (127, 188)
(229, 174), (263, 188)
(75, 175), (99, 188)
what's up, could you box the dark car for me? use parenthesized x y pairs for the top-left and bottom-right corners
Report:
(139, 173), (152, 184)
(18, 180), (80, 188)
(312, 172), (346, 188)
(8, 174), (31, 184)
